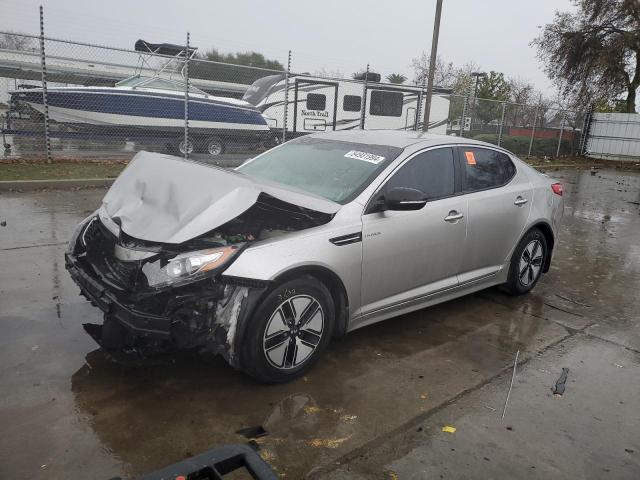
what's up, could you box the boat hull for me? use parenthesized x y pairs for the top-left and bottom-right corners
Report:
(11, 88), (271, 134)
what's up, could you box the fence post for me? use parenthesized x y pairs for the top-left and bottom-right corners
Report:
(415, 76), (426, 131)
(282, 50), (291, 143)
(556, 111), (565, 158)
(360, 63), (369, 129)
(459, 94), (468, 138)
(497, 101), (506, 146)
(527, 106), (539, 158)
(183, 32), (190, 160)
(578, 104), (594, 156)
(39, 6), (52, 164)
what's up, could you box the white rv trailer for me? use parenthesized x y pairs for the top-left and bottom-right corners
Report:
(242, 73), (452, 136)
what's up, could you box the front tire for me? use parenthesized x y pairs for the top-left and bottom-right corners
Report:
(178, 138), (194, 156)
(240, 276), (334, 383)
(504, 228), (547, 295)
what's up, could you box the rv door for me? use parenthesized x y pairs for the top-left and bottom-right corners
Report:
(294, 80), (337, 133)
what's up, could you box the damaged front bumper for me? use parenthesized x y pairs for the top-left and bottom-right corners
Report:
(65, 217), (268, 368)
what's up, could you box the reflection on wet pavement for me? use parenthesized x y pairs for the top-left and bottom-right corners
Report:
(1, 169), (639, 479)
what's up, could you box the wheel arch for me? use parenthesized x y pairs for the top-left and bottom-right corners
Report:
(273, 265), (350, 338)
(526, 221), (555, 273)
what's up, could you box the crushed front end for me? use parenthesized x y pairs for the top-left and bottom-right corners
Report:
(64, 151), (336, 368)
(64, 213), (267, 367)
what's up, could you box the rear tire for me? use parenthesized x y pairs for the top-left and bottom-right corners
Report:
(503, 228), (547, 296)
(240, 276), (334, 383)
(204, 136), (225, 156)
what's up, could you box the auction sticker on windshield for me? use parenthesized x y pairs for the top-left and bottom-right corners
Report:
(344, 150), (385, 164)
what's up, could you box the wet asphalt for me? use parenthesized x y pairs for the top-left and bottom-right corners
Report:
(0, 168), (639, 479)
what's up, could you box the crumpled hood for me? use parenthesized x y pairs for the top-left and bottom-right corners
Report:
(99, 151), (340, 244)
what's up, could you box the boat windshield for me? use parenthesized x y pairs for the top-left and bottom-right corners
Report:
(115, 76), (207, 95)
(242, 74), (285, 105)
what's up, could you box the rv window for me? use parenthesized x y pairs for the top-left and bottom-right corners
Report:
(370, 90), (403, 117)
(343, 95), (362, 112)
(306, 93), (326, 111)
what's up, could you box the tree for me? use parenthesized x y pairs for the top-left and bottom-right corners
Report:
(0, 32), (36, 51)
(595, 98), (628, 112)
(386, 73), (407, 84)
(474, 71), (511, 124)
(313, 67), (344, 79)
(411, 52), (457, 88)
(533, 0), (640, 113)
(507, 77), (535, 105)
(200, 48), (284, 71)
(505, 77), (536, 126)
(476, 71), (510, 100)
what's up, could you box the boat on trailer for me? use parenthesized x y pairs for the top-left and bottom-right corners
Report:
(8, 40), (275, 155)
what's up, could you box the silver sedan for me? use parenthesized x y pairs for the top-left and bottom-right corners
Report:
(66, 130), (564, 383)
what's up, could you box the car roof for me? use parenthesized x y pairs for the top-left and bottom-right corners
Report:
(307, 129), (494, 149)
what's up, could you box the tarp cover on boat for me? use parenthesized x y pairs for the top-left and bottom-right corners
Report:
(134, 39), (197, 57)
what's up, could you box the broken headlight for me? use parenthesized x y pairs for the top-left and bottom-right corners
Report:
(142, 246), (240, 288)
(66, 211), (98, 254)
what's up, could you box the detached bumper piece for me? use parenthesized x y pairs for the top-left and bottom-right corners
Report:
(109, 444), (277, 480)
(66, 253), (172, 346)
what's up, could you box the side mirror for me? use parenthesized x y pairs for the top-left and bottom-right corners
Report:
(384, 187), (427, 211)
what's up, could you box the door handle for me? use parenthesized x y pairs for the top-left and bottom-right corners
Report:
(444, 210), (464, 222)
(514, 196), (528, 206)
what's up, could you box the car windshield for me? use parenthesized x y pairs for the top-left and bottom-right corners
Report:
(237, 136), (403, 203)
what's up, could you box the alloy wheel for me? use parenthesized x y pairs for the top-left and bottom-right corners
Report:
(263, 295), (324, 370)
(178, 139), (194, 155)
(519, 239), (543, 286)
(207, 140), (223, 156)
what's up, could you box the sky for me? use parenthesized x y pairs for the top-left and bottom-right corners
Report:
(2, 0), (576, 95)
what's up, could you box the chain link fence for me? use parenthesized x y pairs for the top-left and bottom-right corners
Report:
(1, 13), (588, 167)
(447, 95), (586, 158)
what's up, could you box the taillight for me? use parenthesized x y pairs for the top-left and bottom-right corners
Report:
(551, 183), (563, 196)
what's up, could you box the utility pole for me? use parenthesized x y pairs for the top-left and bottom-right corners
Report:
(422, 0), (443, 132)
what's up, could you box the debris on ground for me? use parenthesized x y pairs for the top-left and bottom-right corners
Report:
(307, 436), (351, 448)
(340, 414), (358, 423)
(0, 220), (6, 227)
(247, 440), (260, 451)
(552, 368), (570, 396)
(236, 425), (268, 439)
(502, 350), (520, 420)
(442, 425), (457, 433)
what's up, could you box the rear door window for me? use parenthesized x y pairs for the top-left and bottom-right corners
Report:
(384, 147), (455, 199)
(460, 147), (516, 192)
